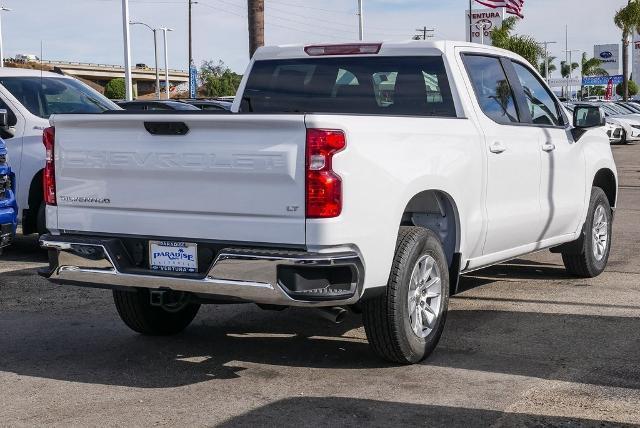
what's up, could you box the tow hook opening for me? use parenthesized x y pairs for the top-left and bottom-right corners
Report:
(150, 290), (191, 312)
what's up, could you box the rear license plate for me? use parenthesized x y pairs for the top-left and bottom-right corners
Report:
(149, 241), (198, 273)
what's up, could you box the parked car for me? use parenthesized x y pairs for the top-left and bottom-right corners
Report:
(597, 102), (640, 144)
(116, 100), (201, 111)
(40, 41), (617, 364)
(180, 99), (232, 111)
(0, 68), (119, 235)
(0, 131), (17, 253)
(565, 103), (623, 144)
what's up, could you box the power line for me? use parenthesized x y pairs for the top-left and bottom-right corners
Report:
(197, 1), (342, 39)
(414, 26), (434, 40)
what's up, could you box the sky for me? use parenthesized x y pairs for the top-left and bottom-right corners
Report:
(0, 0), (632, 76)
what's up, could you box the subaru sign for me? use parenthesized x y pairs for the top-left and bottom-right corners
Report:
(594, 44), (620, 75)
(582, 75), (623, 86)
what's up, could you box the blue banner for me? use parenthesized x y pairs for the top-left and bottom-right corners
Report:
(189, 65), (198, 98)
(582, 75), (623, 86)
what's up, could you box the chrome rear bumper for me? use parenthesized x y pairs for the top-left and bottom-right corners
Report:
(40, 235), (364, 307)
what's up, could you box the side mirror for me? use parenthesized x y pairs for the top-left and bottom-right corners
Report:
(572, 105), (605, 141)
(0, 109), (7, 128)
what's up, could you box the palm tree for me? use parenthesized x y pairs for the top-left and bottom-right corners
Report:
(539, 56), (557, 78)
(560, 61), (579, 78)
(579, 53), (608, 99)
(491, 17), (543, 67)
(614, 0), (640, 100)
(581, 52), (608, 77)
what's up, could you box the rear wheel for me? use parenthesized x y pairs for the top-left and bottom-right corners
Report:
(362, 227), (449, 364)
(113, 289), (200, 335)
(562, 187), (612, 278)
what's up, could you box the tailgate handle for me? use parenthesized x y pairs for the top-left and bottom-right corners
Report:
(144, 122), (189, 136)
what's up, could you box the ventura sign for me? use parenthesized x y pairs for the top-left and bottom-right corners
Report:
(594, 44), (620, 75)
(466, 8), (504, 45)
(582, 75), (623, 86)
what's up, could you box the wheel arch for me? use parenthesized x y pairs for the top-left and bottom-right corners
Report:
(23, 168), (44, 234)
(592, 168), (617, 208)
(400, 189), (462, 295)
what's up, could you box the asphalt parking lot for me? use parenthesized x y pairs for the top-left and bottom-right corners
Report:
(1, 144), (639, 427)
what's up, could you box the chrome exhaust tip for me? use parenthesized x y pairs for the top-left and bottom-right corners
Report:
(316, 307), (348, 324)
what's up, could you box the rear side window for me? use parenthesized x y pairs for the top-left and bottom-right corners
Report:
(240, 56), (457, 117)
(463, 55), (519, 124)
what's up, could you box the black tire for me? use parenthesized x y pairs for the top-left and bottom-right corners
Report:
(362, 227), (449, 364)
(36, 202), (47, 236)
(562, 187), (612, 278)
(113, 289), (200, 335)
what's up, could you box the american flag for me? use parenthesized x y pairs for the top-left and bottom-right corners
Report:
(475, 0), (525, 18)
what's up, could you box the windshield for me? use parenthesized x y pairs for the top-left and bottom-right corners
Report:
(241, 56), (457, 117)
(617, 103), (640, 113)
(601, 104), (621, 116)
(0, 76), (118, 118)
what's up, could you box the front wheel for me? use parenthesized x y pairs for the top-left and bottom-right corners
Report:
(362, 227), (449, 364)
(562, 187), (612, 278)
(113, 289), (200, 335)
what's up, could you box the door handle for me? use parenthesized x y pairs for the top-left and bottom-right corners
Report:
(542, 142), (556, 152)
(489, 141), (506, 154)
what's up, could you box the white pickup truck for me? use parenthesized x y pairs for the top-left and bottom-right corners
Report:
(40, 41), (617, 364)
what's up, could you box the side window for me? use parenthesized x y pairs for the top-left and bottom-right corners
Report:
(0, 97), (18, 127)
(512, 62), (563, 126)
(463, 55), (519, 124)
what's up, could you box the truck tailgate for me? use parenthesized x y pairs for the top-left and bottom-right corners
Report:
(50, 114), (307, 246)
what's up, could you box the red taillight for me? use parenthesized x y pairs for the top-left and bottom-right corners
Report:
(43, 126), (56, 206)
(306, 129), (345, 218)
(304, 43), (381, 56)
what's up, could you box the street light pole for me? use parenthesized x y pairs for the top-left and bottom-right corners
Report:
(0, 6), (12, 68)
(565, 49), (580, 99)
(130, 21), (160, 100)
(538, 41), (557, 83)
(160, 28), (173, 99)
(357, 0), (364, 41)
(122, 0), (133, 100)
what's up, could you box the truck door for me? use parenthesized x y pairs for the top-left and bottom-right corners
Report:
(508, 60), (586, 239)
(461, 54), (544, 255)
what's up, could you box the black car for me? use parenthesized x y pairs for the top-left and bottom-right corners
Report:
(180, 99), (232, 112)
(116, 100), (201, 111)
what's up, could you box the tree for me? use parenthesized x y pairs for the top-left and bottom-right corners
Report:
(104, 78), (126, 100)
(560, 61), (579, 78)
(491, 16), (543, 67)
(199, 60), (243, 97)
(539, 56), (557, 78)
(581, 52), (608, 77)
(614, 0), (640, 100)
(616, 80), (639, 96)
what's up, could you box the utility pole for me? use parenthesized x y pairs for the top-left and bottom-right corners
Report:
(122, 0), (133, 100)
(130, 21), (160, 99)
(414, 27), (434, 40)
(160, 27), (173, 99)
(188, 0), (197, 97)
(538, 41), (557, 83)
(247, 0), (264, 58)
(0, 6), (11, 68)
(469, 0), (473, 43)
(357, 0), (364, 41)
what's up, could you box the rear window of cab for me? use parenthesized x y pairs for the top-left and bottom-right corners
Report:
(240, 56), (457, 117)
